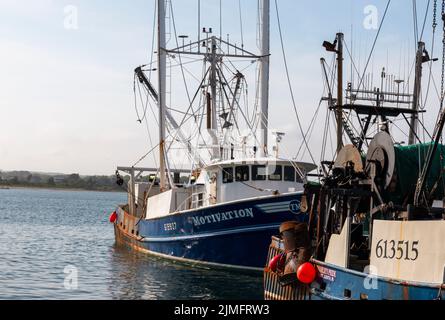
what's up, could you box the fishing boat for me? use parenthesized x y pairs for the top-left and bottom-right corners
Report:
(264, 2), (445, 300)
(111, 0), (315, 271)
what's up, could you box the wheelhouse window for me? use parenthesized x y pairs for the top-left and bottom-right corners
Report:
(284, 166), (296, 182)
(252, 165), (267, 181)
(222, 167), (234, 184)
(268, 165), (283, 181)
(235, 166), (250, 182)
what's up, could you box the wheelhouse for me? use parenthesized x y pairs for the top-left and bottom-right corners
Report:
(191, 158), (316, 207)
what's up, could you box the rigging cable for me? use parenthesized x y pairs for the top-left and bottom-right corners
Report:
(320, 102), (331, 169)
(342, 0), (392, 139)
(414, 0), (431, 142)
(343, 40), (363, 87)
(239, 0), (245, 49)
(422, 0), (437, 111)
(217, 64), (263, 148)
(418, 0), (438, 143)
(439, 0), (445, 197)
(440, 0), (445, 112)
(296, 58), (335, 161)
(413, 0), (419, 43)
(131, 0), (159, 168)
(132, 143), (161, 168)
(220, 0), (222, 41)
(419, 0), (432, 41)
(295, 99), (324, 161)
(320, 56), (337, 163)
(354, 0), (392, 97)
(274, 0), (316, 165)
(149, 0), (158, 82)
(170, 0), (192, 104)
(134, 77), (161, 168)
(133, 74), (143, 122)
(198, 0), (201, 53)
(165, 1), (219, 167)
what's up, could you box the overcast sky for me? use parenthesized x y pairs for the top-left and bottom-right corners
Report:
(0, 0), (439, 175)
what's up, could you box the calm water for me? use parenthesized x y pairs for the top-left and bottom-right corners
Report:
(0, 188), (263, 300)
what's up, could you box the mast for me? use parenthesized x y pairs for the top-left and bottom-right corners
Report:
(336, 32), (344, 154)
(409, 41), (425, 145)
(164, 32), (261, 165)
(158, 0), (168, 190)
(204, 35), (221, 161)
(259, 0), (270, 157)
(210, 36), (219, 159)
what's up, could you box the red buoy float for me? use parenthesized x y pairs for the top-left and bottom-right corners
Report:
(269, 254), (285, 272)
(109, 211), (118, 223)
(297, 262), (317, 284)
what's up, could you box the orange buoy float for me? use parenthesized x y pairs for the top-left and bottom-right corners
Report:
(109, 211), (118, 223)
(297, 262), (317, 284)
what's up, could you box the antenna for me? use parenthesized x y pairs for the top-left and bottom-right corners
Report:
(178, 35), (189, 47)
(272, 131), (285, 158)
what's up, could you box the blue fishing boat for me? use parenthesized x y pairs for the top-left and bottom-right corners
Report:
(264, 2), (445, 300)
(111, 0), (315, 270)
(115, 185), (308, 270)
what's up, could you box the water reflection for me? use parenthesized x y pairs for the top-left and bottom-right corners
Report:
(0, 189), (263, 300)
(108, 246), (263, 300)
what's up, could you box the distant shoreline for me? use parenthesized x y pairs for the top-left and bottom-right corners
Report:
(0, 185), (126, 194)
(0, 172), (130, 193)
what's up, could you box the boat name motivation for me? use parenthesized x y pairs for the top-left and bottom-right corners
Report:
(189, 208), (254, 227)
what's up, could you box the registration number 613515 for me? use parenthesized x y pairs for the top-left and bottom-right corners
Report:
(374, 239), (419, 261)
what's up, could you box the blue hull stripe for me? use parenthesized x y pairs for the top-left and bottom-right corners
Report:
(258, 205), (289, 209)
(256, 201), (294, 213)
(263, 209), (292, 213)
(257, 201), (291, 206)
(256, 202), (291, 209)
(141, 224), (282, 242)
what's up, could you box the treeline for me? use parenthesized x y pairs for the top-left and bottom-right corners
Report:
(0, 171), (130, 192)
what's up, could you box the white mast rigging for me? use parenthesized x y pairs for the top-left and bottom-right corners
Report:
(259, 0), (270, 157)
(158, 0), (168, 190)
(154, 0), (267, 167)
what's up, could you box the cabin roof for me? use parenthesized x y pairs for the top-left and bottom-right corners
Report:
(205, 157), (317, 173)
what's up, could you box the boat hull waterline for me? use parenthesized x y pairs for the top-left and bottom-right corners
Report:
(114, 193), (307, 270)
(310, 260), (444, 300)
